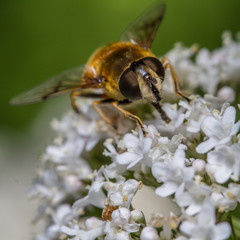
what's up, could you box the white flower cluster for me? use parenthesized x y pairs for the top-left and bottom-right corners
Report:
(31, 32), (240, 240)
(165, 31), (240, 97)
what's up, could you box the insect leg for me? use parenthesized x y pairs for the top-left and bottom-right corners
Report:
(112, 101), (147, 135)
(161, 57), (190, 102)
(93, 99), (115, 125)
(71, 91), (81, 113)
(72, 92), (118, 127)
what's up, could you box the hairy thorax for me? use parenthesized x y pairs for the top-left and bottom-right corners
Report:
(87, 42), (155, 100)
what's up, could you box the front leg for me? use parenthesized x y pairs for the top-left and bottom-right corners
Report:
(112, 101), (147, 135)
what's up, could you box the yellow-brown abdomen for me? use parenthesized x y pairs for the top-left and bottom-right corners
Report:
(87, 42), (155, 100)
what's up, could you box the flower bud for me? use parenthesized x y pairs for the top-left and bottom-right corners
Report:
(217, 86), (235, 103)
(192, 159), (206, 173)
(131, 209), (146, 225)
(140, 226), (159, 240)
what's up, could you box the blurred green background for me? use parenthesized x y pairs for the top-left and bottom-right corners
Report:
(2, 0), (240, 134)
(1, 1), (240, 239)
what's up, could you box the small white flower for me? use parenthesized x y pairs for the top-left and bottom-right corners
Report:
(61, 224), (104, 240)
(73, 172), (106, 210)
(103, 138), (118, 159)
(116, 129), (153, 170)
(152, 149), (194, 197)
(113, 208), (140, 232)
(104, 222), (131, 240)
(103, 139), (131, 178)
(211, 183), (240, 212)
(45, 138), (85, 163)
(149, 212), (180, 239)
(51, 113), (74, 133)
(51, 109), (102, 153)
(175, 181), (211, 216)
(196, 106), (240, 154)
(111, 208), (131, 226)
(180, 201), (231, 240)
(179, 96), (221, 134)
(46, 204), (74, 239)
(104, 208), (140, 240)
(57, 157), (91, 180)
(206, 144), (240, 183)
(149, 134), (184, 164)
(228, 183), (240, 202)
(106, 179), (140, 208)
(74, 118), (102, 152)
(191, 48), (221, 94)
(29, 168), (66, 206)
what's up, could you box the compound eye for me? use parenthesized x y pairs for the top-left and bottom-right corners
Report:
(119, 68), (142, 100)
(141, 57), (165, 80)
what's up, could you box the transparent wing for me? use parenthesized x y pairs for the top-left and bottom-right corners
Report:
(120, 2), (166, 49)
(10, 65), (99, 105)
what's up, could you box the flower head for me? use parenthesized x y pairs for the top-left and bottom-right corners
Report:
(116, 129), (153, 170)
(30, 32), (240, 240)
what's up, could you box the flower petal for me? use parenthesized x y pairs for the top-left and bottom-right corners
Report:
(213, 222), (231, 239)
(155, 182), (178, 197)
(231, 121), (240, 135)
(222, 106), (236, 126)
(123, 134), (139, 149)
(186, 202), (201, 215)
(201, 116), (221, 137)
(143, 138), (152, 153)
(172, 149), (185, 168)
(179, 221), (195, 236)
(116, 152), (141, 165)
(214, 166), (232, 183)
(196, 138), (218, 154)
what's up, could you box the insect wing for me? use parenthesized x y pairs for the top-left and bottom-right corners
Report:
(10, 65), (97, 105)
(120, 2), (166, 49)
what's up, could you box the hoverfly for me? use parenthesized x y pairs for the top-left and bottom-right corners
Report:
(10, 2), (190, 135)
